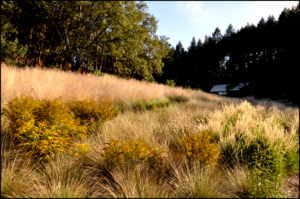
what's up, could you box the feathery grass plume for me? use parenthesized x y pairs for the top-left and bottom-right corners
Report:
(206, 101), (299, 175)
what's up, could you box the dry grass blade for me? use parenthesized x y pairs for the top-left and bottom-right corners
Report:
(1, 151), (36, 198)
(93, 166), (174, 198)
(169, 160), (226, 198)
(31, 155), (94, 198)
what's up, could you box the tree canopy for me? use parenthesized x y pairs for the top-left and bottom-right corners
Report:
(1, 1), (171, 81)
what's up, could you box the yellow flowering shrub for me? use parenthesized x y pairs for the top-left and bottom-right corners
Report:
(71, 142), (90, 158)
(2, 95), (88, 161)
(174, 130), (221, 167)
(102, 138), (164, 170)
(66, 98), (118, 133)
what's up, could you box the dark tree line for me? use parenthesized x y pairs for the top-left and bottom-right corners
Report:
(156, 3), (299, 98)
(1, 1), (171, 81)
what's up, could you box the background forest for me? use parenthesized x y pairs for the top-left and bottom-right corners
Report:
(1, 1), (299, 102)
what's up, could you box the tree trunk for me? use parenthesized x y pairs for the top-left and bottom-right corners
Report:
(38, 50), (42, 68)
(99, 43), (105, 72)
(86, 59), (88, 74)
(28, 28), (33, 67)
(62, 54), (67, 71)
(33, 52), (37, 67)
(94, 43), (98, 71)
(70, 53), (77, 72)
(25, 53), (28, 66)
(71, 61), (75, 72)
(75, 61), (81, 72)
(99, 57), (103, 72)
(95, 57), (98, 71)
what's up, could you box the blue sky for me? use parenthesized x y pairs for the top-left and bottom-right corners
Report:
(145, 1), (298, 50)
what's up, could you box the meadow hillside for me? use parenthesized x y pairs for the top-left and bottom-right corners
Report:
(1, 64), (299, 198)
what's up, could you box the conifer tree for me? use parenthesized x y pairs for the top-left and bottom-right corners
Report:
(212, 27), (222, 43)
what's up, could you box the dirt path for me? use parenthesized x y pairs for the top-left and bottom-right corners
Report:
(282, 174), (299, 198)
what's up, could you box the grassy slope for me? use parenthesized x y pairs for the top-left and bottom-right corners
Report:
(1, 64), (299, 198)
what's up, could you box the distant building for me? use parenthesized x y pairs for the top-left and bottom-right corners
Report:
(210, 83), (249, 96)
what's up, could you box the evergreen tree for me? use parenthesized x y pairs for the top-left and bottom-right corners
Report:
(257, 17), (266, 28)
(224, 23), (236, 38)
(196, 38), (203, 50)
(212, 27), (222, 43)
(175, 41), (186, 60)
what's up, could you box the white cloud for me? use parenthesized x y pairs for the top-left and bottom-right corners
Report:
(176, 2), (215, 25)
(250, 1), (297, 18)
(232, 1), (298, 30)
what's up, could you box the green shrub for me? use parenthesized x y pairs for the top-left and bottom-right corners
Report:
(168, 95), (189, 103)
(4, 60), (27, 68)
(114, 104), (130, 113)
(2, 95), (88, 161)
(283, 144), (299, 174)
(66, 98), (118, 134)
(145, 99), (171, 110)
(173, 130), (221, 167)
(93, 70), (105, 76)
(221, 124), (299, 178)
(131, 100), (146, 112)
(273, 118), (291, 132)
(131, 99), (171, 112)
(166, 79), (176, 87)
(247, 141), (286, 198)
(102, 138), (164, 170)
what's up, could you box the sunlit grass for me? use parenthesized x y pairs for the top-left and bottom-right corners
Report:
(1, 63), (299, 198)
(1, 64), (193, 106)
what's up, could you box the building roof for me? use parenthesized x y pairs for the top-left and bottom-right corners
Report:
(230, 83), (249, 91)
(210, 83), (249, 92)
(210, 84), (228, 92)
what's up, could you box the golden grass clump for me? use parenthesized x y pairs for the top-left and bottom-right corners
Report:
(31, 155), (95, 198)
(94, 166), (174, 198)
(169, 161), (226, 198)
(1, 152), (36, 198)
